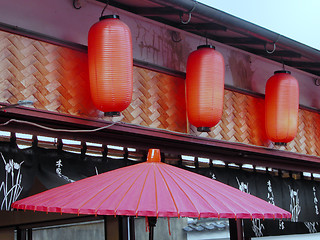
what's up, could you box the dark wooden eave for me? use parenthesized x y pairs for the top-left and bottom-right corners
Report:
(98, 0), (320, 77)
(1, 105), (320, 174)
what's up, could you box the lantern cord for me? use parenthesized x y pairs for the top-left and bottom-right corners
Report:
(101, 0), (109, 18)
(205, 31), (208, 45)
(0, 117), (122, 133)
(282, 60), (286, 71)
(180, 1), (197, 24)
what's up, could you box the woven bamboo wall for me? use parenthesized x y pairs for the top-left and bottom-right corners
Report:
(1, 30), (320, 156)
(189, 90), (267, 146)
(189, 90), (320, 156)
(0, 31), (187, 133)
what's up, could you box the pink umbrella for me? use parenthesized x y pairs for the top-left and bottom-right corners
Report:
(12, 149), (291, 239)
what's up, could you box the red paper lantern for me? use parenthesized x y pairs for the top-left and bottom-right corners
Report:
(88, 15), (133, 116)
(186, 45), (225, 132)
(265, 70), (299, 144)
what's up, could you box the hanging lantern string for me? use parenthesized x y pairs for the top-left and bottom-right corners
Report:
(205, 31), (209, 45)
(101, 0), (109, 18)
(282, 60), (286, 71)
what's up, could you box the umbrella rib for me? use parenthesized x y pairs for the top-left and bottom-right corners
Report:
(135, 165), (152, 216)
(94, 164), (150, 215)
(166, 166), (270, 219)
(166, 167), (228, 217)
(77, 164), (149, 215)
(17, 176), (103, 212)
(156, 163), (197, 217)
(56, 168), (131, 212)
(229, 192), (279, 219)
(165, 166), (249, 218)
(153, 166), (158, 217)
(32, 164), (142, 213)
(112, 164), (152, 215)
(161, 165), (224, 218)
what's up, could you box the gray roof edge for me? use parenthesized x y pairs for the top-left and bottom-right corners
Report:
(153, 0), (320, 61)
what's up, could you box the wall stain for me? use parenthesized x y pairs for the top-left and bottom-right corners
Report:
(135, 22), (191, 71)
(228, 51), (254, 90)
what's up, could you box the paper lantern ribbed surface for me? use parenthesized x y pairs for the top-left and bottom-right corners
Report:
(265, 70), (299, 144)
(88, 15), (133, 115)
(186, 45), (225, 132)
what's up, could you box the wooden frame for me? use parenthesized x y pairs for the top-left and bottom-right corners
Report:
(1, 105), (320, 173)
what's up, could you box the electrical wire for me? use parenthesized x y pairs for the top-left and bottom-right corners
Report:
(0, 118), (122, 133)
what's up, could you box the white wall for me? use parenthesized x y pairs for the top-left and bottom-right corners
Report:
(0, 0), (319, 108)
(187, 230), (229, 240)
(253, 232), (320, 239)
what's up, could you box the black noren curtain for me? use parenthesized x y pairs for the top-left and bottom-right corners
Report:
(1, 141), (320, 237)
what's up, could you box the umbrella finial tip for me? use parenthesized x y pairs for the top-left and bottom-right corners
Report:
(147, 149), (161, 163)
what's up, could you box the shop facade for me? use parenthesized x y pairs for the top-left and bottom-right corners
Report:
(1, 0), (320, 239)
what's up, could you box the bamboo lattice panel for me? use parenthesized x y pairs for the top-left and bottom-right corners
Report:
(189, 90), (320, 157)
(0, 31), (187, 133)
(189, 90), (267, 146)
(0, 31), (96, 116)
(1, 30), (320, 156)
(123, 67), (187, 132)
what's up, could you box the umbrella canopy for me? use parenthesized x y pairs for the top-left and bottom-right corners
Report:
(12, 149), (291, 220)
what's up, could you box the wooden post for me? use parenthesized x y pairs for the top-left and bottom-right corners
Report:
(104, 216), (108, 240)
(105, 216), (119, 240)
(147, 217), (157, 240)
(16, 228), (26, 240)
(27, 229), (32, 240)
(229, 219), (243, 240)
(119, 216), (129, 240)
(129, 217), (135, 240)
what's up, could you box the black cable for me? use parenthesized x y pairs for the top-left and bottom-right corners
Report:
(101, 1), (109, 18)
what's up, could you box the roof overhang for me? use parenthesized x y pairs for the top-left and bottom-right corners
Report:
(102, 0), (320, 77)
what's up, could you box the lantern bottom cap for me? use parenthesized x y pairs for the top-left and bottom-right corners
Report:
(274, 142), (287, 146)
(197, 127), (211, 132)
(104, 111), (121, 117)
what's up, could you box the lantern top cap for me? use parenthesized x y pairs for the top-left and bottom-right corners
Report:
(99, 15), (120, 21)
(274, 70), (291, 74)
(197, 45), (215, 50)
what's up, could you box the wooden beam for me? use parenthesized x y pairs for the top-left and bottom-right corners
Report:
(214, 37), (265, 45)
(249, 49), (302, 58)
(134, 7), (179, 16)
(283, 61), (320, 69)
(0, 106), (320, 173)
(179, 23), (227, 31)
